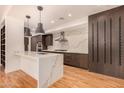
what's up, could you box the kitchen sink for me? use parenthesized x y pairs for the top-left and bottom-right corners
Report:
(54, 49), (67, 51)
(37, 52), (48, 55)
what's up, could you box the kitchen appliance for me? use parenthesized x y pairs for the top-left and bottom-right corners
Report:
(55, 31), (69, 51)
(55, 32), (68, 42)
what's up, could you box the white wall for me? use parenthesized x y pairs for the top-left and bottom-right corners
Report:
(5, 16), (24, 73)
(48, 24), (88, 54)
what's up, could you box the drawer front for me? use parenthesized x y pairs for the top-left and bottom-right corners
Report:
(64, 54), (73, 65)
(75, 54), (88, 69)
(64, 53), (88, 69)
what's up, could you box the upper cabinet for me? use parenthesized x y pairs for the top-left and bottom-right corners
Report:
(31, 35), (42, 51)
(42, 34), (53, 46)
(30, 34), (53, 51)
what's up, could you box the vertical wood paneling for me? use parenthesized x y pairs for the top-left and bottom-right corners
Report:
(119, 16), (121, 66)
(88, 17), (93, 71)
(97, 21), (99, 63)
(112, 12), (120, 77)
(119, 8), (124, 78)
(96, 15), (104, 74)
(104, 20), (106, 64)
(94, 18), (98, 72)
(89, 16), (98, 72)
(92, 23), (94, 62)
(89, 6), (124, 79)
(110, 18), (112, 65)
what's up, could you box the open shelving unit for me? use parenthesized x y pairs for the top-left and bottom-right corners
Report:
(1, 25), (5, 69)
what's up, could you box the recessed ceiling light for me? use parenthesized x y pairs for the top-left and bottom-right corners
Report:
(51, 20), (55, 23)
(68, 13), (72, 17)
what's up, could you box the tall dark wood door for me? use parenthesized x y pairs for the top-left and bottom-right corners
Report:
(118, 7), (124, 78)
(89, 6), (124, 79)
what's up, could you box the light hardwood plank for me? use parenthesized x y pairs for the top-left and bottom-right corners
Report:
(0, 70), (37, 88)
(50, 65), (124, 88)
(0, 65), (124, 88)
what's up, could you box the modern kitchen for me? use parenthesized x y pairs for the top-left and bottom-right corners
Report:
(0, 5), (124, 88)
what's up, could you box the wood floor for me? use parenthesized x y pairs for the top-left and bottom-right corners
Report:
(0, 65), (124, 88)
(50, 65), (124, 88)
(0, 70), (37, 88)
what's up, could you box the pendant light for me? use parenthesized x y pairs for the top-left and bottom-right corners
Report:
(24, 15), (32, 36)
(35, 6), (45, 33)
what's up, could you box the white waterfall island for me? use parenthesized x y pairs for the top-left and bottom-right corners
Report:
(15, 52), (63, 88)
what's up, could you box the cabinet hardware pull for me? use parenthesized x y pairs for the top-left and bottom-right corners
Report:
(97, 21), (99, 63)
(119, 16), (121, 66)
(104, 20), (106, 64)
(110, 18), (112, 64)
(92, 23), (94, 62)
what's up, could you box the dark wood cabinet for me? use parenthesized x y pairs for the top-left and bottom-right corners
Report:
(42, 34), (53, 46)
(31, 35), (42, 51)
(75, 54), (88, 69)
(42, 50), (88, 69)
(64, 53), (73, 66)
(45, 35), (53, 45)
(24, 37), (29, 51)
(64, 53), (88, 69)
(30, 34), (53, 51)
(89, 6), (124, 78)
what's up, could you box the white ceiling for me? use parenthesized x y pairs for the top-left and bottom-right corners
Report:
(1, 5), (119, 31)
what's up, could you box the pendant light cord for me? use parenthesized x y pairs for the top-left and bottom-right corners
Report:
(27, 18), (29, 28)
(40, 10), (41, 23)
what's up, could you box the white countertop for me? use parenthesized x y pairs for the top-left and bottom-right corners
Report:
(15, 51), (63, 87)
(15, 51), (63, 59)
(42, 50), (88, 54)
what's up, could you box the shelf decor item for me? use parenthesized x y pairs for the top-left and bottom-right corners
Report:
(35, 6), (45, 34)
(24, 15), (32, 36)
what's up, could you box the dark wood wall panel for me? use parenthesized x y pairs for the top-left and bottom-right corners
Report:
(97, 15), (105, 74)
(88, 16), (94, 71)
(93, 18), (98, 72)
(89, 6), (124, 79)
(119, 8), (124, 78)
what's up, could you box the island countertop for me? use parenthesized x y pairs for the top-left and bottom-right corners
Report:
(15, 51), (63, 88)
(42, 50), (88, 54)
(15, 51), (63, 59)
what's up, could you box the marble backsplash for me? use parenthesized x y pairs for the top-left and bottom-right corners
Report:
(47, 26), (88, 54)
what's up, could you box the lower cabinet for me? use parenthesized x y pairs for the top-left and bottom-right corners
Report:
(64, 53), (88, 69)
(42, 51), (88, 69)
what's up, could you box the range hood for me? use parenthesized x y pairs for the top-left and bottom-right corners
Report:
(55, 32), (68, 42)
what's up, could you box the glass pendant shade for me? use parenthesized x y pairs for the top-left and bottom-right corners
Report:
(24, 15), (32, 36)
(35, 6), (45, 34)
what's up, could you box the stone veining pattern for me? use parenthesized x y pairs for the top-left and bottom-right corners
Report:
(48, 27), (88, 54)
(38, 54), (63, 88)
